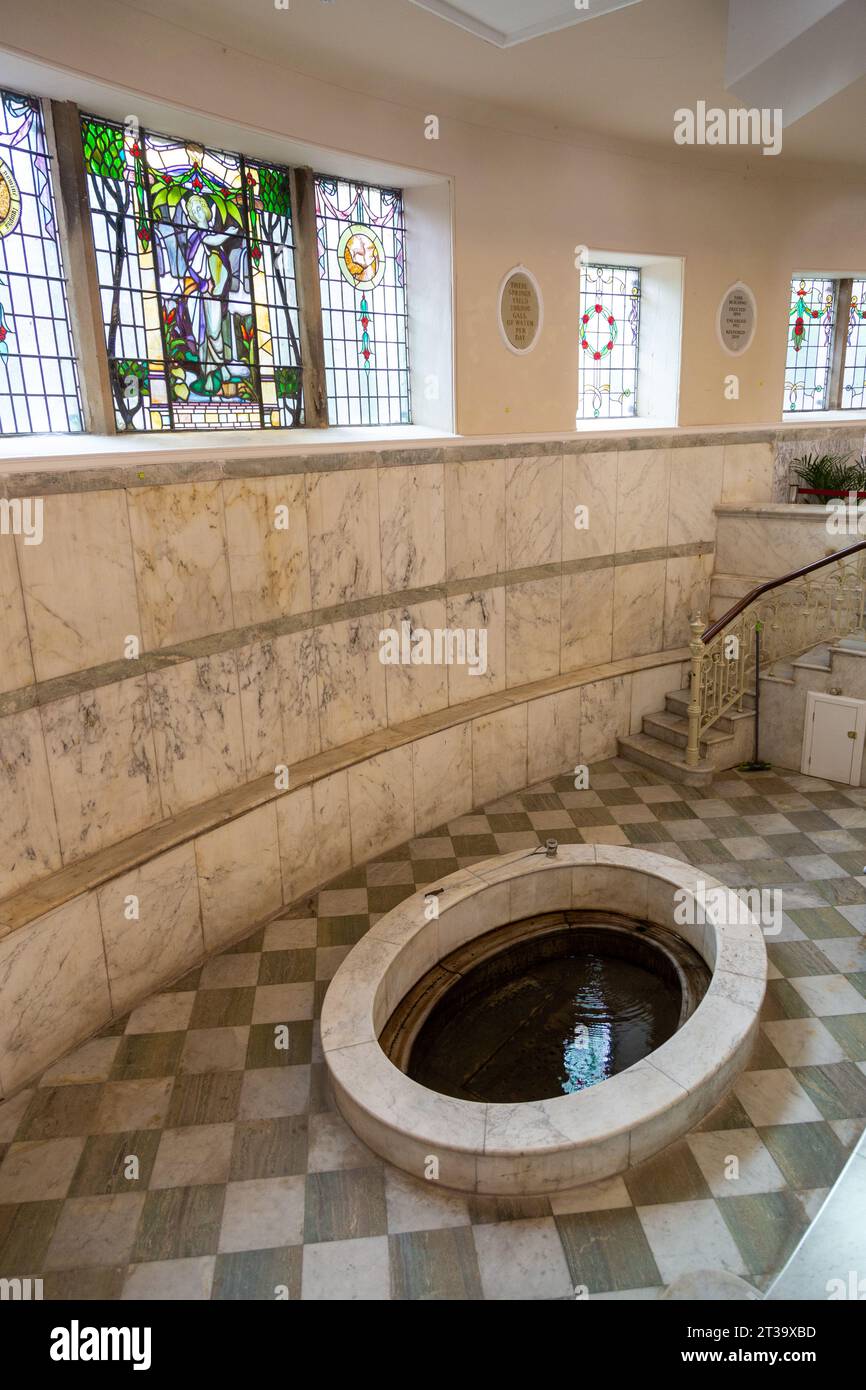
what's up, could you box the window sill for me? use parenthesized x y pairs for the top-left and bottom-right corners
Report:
(782, 410), (866, 424)
(0, 424), (457, 471)
(573, 416), (678, 432)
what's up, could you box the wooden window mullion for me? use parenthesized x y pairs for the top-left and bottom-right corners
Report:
(48, 100), (117, 435)
(289, 166), (328, 427)
(828, 277), (853, 411)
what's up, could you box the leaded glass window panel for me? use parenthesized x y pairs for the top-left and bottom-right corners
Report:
(783, 276), (835, 412)
(842, 279), (866, 411)
(81, 115), (302, 431)
(0, 90), (82, 435)
(577, 263), (640, 421)
(315, 177), (411, 426)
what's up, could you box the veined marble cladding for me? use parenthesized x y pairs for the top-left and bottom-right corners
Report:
(0, 659), (694, 1095)
(0, 437), (774, 902)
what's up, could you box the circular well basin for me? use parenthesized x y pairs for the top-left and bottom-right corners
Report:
(321, 845), (766, 1195)
(382, 912), (711, 1103)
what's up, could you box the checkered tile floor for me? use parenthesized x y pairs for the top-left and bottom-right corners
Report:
(1, 759), (866, 1300)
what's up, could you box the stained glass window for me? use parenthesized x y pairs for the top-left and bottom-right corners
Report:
(315, 177), (410, 426)
(0, 90), (82, 435)
(783, 277), (835, 412)
(842, 279), (866, 412)
(80, 115), (302, 431)
(577, 263), (640, 420)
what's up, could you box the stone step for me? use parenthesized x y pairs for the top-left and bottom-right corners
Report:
(642, 708), (732, 754)
(616, 732), (715, 788)
(665, 686), (756, 728)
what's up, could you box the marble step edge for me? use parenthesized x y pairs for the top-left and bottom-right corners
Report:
(0, 645), (689, 940)
(642, 708), (732, 752)
(616, 731), (715, 787)
(665, 686), (756, 725)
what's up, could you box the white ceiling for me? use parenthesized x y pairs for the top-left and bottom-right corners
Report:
(93, 0), (866, 168)
(406, 0), (643, 48)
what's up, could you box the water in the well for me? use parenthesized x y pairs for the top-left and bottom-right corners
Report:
(406, 923), (689, 1104)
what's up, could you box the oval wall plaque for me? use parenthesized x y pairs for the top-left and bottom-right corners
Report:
(498, 265), (543, 355)
(717, 281), (757, 356)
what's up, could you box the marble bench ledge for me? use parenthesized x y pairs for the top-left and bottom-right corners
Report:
(0, 421), (858, 496)
(0, 644), (688, 940)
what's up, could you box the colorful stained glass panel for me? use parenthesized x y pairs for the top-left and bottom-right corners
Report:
(577, 263), (640, 421)
(0, 90), (82, 435)
(783, 276), (835, 413)
(315, 177), (410, 426)
(81, 115), (302, 431)
(842, 279), (866, 412)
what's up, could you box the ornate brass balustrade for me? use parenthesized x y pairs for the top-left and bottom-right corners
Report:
(686, 541), (866, 767)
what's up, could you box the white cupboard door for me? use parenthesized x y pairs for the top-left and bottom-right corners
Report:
(802, 693), (866, 785)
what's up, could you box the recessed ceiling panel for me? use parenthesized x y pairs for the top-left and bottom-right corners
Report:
(406, 0), (643, 48)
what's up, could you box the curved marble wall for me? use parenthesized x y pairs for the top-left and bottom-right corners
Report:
(0, 435), (772, 904)
(0, 429), (776, 1095)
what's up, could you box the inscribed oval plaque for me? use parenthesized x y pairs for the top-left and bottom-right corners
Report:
(717, 281), (757, 356)
(499, 266), (543, 355)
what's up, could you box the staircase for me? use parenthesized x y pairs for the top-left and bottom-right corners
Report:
(617, 538), (866, 787)
(618, 686), (756, 788)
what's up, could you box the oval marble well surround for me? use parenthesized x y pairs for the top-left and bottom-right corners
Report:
(321, 845), (767, 1196)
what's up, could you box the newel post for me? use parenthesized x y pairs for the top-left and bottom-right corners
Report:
(686, 616), (704, 768)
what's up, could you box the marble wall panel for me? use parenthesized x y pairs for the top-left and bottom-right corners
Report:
(0, 532), (33, 694)
(127, 482), (233, 649)
(223, 475), (311, 627)
(195, 802), (282, 951)
(472, 704), (528, 806)
(721, 443), (774, 504)
(505, 455), (563, 569)
(16, 491), (140, 682)
(314, 615), (387, 750)
(561, 569), (614, 671)
(612, 560), (666, 659)
(347, 745), (414, 863)
(378, 462), (445, 592)
(664, 553), (713, 648)
(667, 446), (724, 547)
(562, 452), (617, 562)
(237, 633), (320, 780)
(444, 458), (505, 580)
(506, 577), (561, 686)
(42, 677), (162, 862)
(0, 707), (62, 899)
(445, 587), (505, 704)
(0, 893), (110, 1093)
(412, 723), (472, 833)
(381, 598), (449, 725)
(527, 687), (582, 784)
(97, 844), (202, 1013)
(148, 655), (246, 815)
(579, 675), (631, 764)
(306, 468), (381, 608)
(615, 450), (671, 553)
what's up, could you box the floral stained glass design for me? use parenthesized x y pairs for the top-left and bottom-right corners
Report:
(315, 177), (410, 426)
(577, 264), (640, 420)
(81, 115), (302, 431)
(0, 90), (82, 435)
(842, 279), (866, 412)
(783, 277), (835, 412)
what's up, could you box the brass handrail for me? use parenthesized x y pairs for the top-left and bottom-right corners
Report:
(686, 539), (866, 767)
(702, 539), (866, 643)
